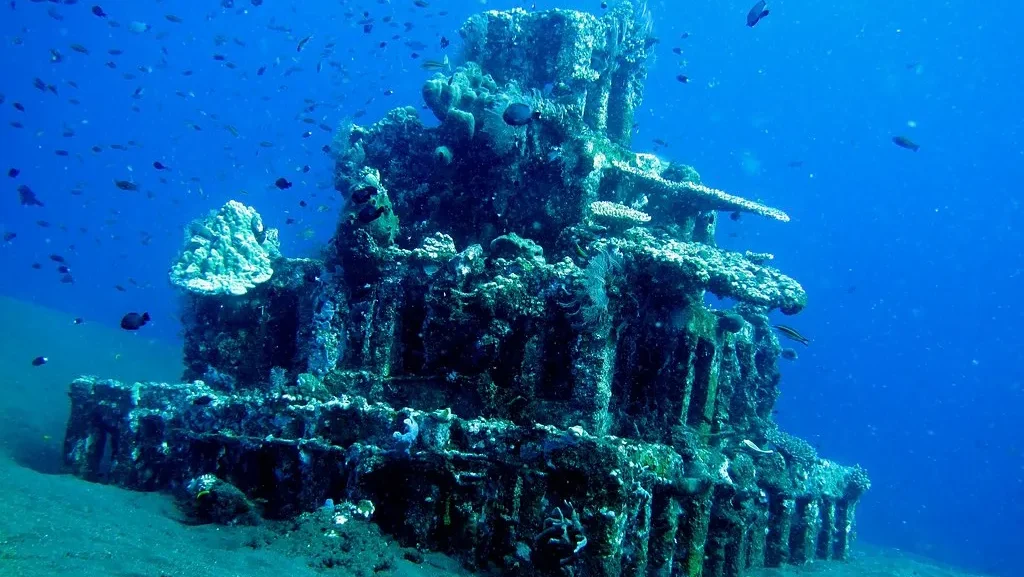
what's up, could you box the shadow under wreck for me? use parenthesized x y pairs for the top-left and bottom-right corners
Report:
(63, 3), (868, 577)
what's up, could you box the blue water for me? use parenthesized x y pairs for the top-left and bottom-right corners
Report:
(2, 1), (1021, 575)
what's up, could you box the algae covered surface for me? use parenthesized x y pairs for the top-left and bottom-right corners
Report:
(0, 294), (993, 577)
(0, 295), (471, 577)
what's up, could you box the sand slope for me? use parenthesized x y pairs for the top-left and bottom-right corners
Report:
(0, 295), (184, 472)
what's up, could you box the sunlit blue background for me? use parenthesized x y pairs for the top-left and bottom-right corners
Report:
(1, 1), (1020, 575)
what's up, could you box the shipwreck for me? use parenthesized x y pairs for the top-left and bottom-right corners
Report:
(63, 4), (868, 576)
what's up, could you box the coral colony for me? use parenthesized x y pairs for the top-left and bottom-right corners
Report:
(64, 4), (867, 577)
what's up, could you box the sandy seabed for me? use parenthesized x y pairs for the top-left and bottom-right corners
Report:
(0, 296), (992, 577)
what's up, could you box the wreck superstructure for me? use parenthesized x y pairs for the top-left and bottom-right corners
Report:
(64, 4), (868, 577)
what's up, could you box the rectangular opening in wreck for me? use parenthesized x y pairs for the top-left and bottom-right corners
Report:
(611, 319), (691, 442)
(88, 426), (114, 482)
(764, 496), (790, 567)
(398, 285), (428, 374)
(358, 459), (455, 548)
(685, 338), (717, 429)
(816, 499), (834, 559)
(788, 497), (814, 563)
(537, 315), (575, 402)
(261, 288), (301, 372)
(490, 319), (530, 393)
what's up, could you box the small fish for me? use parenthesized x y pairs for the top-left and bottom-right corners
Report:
(73, 317), (84, 325)
(31, 356), (48, 367)
(891, 135), (919, 152)
(746, 0), (769, 27)
(676, 74), (689, 83)
(275, 177), (292, 190)
(3, 232), (15, 242)
(256, 65), (266, 76)
(17, 185), (43, 206)
(297, 35), (313, 52)
(165, 14), (183, 23)
(120, 311), (150, 331)
(421, 55), (449, 71)
(153, 161), (169, 170)
(357, 204), (387, 224)
(114, 179), (138, 191)
(8, 167), (19, 178)
(773, 324), (810, 346)
(502, 102), (540, 126)
(91, 5), (106, 18)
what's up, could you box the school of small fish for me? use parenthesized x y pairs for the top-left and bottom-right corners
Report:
(2, 1), (916, 367)
(3, 0), (461, 365)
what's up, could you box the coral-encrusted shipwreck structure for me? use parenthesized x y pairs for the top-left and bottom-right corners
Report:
(63, 4), (868, 577)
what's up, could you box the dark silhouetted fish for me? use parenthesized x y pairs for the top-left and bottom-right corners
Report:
(357, 204), (386, 224)
(31, 356), (48, 367)
(747, 0), (769, 27)
(892, 136), (919, 151)
(502, 103), (540, 126)
(17, 185), (43, 206)
(120, 312), (150, 330)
